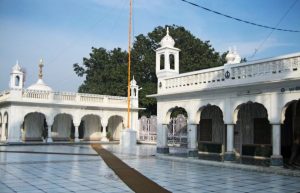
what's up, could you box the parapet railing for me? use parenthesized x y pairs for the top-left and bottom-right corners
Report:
(0, 89), (128, 106)
(160, 54), (300, 93)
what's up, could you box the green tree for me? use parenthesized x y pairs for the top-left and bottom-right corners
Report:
(74, 25), (227, 117)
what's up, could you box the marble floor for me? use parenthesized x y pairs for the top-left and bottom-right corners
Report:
(0, 144), (300, 193)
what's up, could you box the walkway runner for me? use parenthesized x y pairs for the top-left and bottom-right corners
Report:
(91, 144), (171, 193)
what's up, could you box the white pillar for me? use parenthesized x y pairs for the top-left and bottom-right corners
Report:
(157, 123), (169, 153)
(101, 121), (109, 142)
(47, 124), (53, 143)
(270, 124), (283, 166)
(1, 122), (6, 141)
(187, 124), (198, 157)
(74, 125), (80, 142)
(224, 124), (235, 161)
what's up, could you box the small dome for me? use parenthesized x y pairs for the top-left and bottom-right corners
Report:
(27, 79), (53, 92)
(225, 52), (235, 64)
(160, 27), (175, 48)
(130, 76), (137, 86)
(12, 60), (22, 73)
(225, 47), (241, 65)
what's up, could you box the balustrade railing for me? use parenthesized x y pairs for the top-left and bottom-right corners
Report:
(160, 54), (300, 93)
(0, 89), (127, 106)
(23, 90), (50, 99)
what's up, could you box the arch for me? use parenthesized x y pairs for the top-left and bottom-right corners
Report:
(197, 104), (225, 155)
(107, 115), (124, 140)
(234, 101), (271, 157)
(165, 106), (188, 147)
(160, 54), (165, 70)
(15, 75), (20, 86)
(169, 54), (175, 70)
(80, 114), (101, 141)
(281, 99), (300, 165)
(23, 112), (47, 141)
(52, 113), (74, 141)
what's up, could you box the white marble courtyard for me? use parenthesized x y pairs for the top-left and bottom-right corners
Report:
(0, 144), (300, 193)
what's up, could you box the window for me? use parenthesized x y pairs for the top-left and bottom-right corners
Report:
(160, 55), (165, 70)
(15, 76), (20, 86)
(169, 54), (175, 70)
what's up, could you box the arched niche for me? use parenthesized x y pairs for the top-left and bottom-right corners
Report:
(107, 115), (124, 140)
(23, 112), (47, 141)
(234, 101), (271, 157)
(281, 100), (300, 165)
(52, 113), (74, 141)
(80, 114), (101, 141)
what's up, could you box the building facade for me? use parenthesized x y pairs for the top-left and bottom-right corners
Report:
(0, 60), (140, 143)
(150, 28), (300, 167)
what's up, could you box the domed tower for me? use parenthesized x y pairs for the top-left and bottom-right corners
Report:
(156, 27), (180, 79)
(9, 60), (24, 89)
(130, 76), (140, 108)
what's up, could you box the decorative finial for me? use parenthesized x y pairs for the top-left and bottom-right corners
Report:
(38, 58), (44, 79)
(167, 27), (169, 35)
(16, 60), (19, 65)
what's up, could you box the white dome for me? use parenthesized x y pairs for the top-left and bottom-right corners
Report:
(160, 27), (175, 48)
(12, 61), (22, 73)
(27, 79), (53, 91)
(225, 47), (241, 65)
(130, 76), (137, 86)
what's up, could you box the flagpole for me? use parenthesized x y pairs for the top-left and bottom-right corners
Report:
(127, 0), (132, 129)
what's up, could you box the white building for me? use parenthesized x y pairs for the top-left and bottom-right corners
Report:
(0, 59), (141, 143)
(150, 28), (300, 166)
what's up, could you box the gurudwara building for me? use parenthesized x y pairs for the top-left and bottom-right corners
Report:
(150, 28), (300, 167)
(0, 60), (141, 143)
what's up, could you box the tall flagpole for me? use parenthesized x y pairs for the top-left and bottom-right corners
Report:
(127, 0), (132, 128)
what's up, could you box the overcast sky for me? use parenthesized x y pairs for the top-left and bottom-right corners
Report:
(1, 0), (300, 92)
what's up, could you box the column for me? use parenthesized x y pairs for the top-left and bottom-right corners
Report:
(101, 121), (109, 142)
(74, 125), (80, 142)
(270, 124), (283, 166)
(1, 122), (6, 141)
(187, 124), (198, 157)
(157, 124), (169, 154)
(224, 124), (235, 161)
(46, 124), (53, 143)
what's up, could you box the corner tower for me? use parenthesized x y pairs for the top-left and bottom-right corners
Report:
(9, 60), (24, 89)
(156, 27), (180, 79)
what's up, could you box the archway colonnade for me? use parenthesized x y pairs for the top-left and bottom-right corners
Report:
(157, 94), (300, 167)
(0, 107), (125, 143)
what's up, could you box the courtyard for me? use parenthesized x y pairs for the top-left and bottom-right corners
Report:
(0, 144), (300, 193)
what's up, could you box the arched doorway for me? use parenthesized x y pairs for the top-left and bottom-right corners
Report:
(167, 106), (188, 147)
(234, 102), (271, 162)
(198, 105), (225, 160)
(80, 114), (101, 141)
(52, 114), (74, 141)
(107, 115), (123, 140)
(23, 112), (47, 141)
(281, 100), (300, 166)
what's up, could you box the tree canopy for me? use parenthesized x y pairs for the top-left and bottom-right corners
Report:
(73, 25), (227, 117)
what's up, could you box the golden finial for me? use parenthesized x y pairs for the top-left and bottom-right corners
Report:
(39, 58), (44, 79)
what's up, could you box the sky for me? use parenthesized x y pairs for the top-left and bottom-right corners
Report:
(0, 0), (300, 92)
